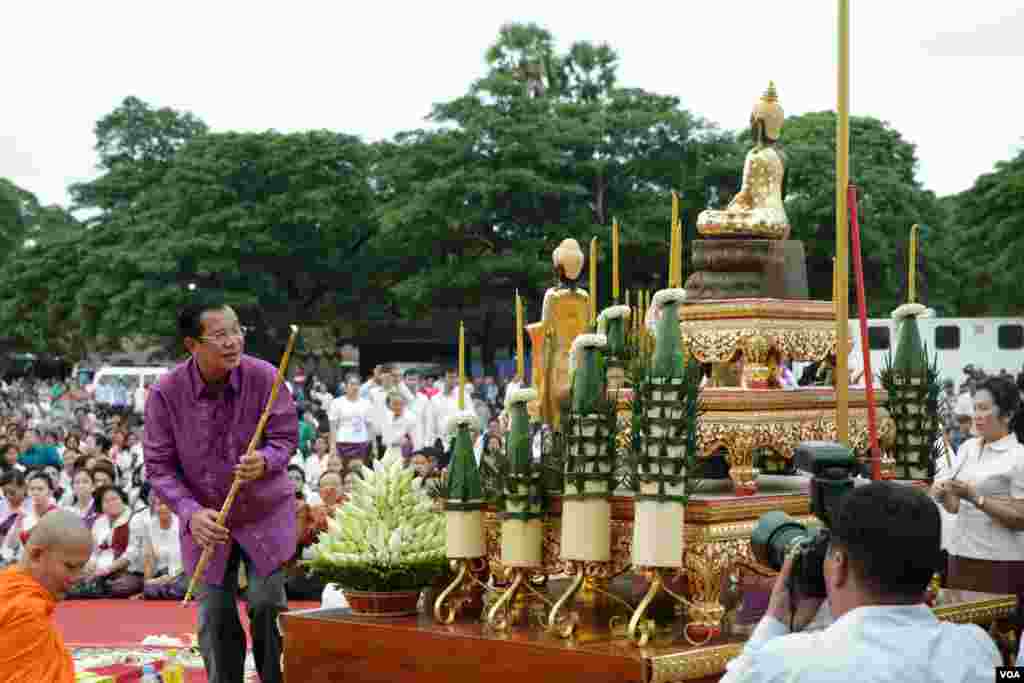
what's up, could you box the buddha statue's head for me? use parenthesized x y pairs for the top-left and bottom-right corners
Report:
(751, 81), (784, 145)
(552, 238), (584, 284)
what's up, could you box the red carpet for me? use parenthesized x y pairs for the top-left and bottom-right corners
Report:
(56, 599), (319, 648)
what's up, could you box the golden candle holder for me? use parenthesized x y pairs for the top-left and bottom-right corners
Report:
(485, 568), (551, 633)
(623, 567), (712, 648)
(433, 557), (488, 625)
(548, 560), (637, 639)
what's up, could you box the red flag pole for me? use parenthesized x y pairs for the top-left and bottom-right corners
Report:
(848, 184), (881, 479)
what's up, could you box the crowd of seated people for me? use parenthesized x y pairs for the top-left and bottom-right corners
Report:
(0, 379), (184, 601)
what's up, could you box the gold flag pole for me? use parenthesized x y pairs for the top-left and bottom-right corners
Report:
(908, 224), (919, 303)
(835, 0), (851, 445)
(183, 325), (300, 605)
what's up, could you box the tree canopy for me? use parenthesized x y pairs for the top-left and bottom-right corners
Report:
(376, 22), (737, 367)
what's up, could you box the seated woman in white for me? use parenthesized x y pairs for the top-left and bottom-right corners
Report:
(67, 485), (143, 598)
(142, 497), (186, 600)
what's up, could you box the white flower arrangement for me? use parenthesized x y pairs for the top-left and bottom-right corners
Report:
(444, 410), (480, 437)
(597, 304), (631, 324)
(652, 287), (688, 308)
(569, 333), (607, 379)
(570, 333), (607, 356)
(505, 387), (538, 406)
(891, 303), (935, 321)
(305, 450), (447, 591)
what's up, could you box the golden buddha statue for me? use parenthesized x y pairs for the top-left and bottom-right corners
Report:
(526, 239), (590, 430)
(697, 82), (790, 239)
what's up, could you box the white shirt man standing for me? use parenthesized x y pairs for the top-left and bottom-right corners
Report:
(721, 481), (1000, 683)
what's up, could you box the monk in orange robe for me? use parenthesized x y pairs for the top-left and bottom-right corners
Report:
(0, 509), (92, 683)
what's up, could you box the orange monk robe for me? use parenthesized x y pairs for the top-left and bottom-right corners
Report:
(0, 566), (75, 683)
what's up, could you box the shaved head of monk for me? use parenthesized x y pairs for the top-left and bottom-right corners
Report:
(20, 510), (93, 600)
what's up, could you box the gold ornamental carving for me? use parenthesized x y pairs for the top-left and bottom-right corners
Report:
(650, 643), (744, 683)
(698, 410), (881, 464)
(681, 324), (837, 364)
(740, 334), (770, 364)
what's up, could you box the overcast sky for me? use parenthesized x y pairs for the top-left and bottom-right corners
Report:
(2, 1), (1022, 208)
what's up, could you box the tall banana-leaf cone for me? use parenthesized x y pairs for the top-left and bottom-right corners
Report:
(627, 287), (706, 646)
(434, 411), (486, 623)
(549, 334), (620, 636)
(486, 387), (544, 631)
(881, 303), (940, 480)
(598, 304), (633, 400)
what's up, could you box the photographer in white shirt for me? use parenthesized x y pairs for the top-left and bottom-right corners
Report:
(722, 481), (1000, 683)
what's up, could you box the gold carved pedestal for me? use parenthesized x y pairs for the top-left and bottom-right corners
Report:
(677, 299), (893, 495)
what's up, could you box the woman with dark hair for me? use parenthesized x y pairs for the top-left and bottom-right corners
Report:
(0, 470), (29, 563)
(90, 459), (117, 489)
(142, 496), (187, 600)
(2, 470), (58, 561)
(933, 375), (1024, 598)
(62, 468), (97, 527)
(67, 485), (143, 598)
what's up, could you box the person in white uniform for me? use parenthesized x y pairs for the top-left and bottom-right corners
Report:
(721, 481), (1001, 683)
(379, 392), (419, 460)
(403, 370), (434, 449)
(328, 375), (377, 467)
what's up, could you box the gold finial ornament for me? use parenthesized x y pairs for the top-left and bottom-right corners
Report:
(753, 81), (784, 141)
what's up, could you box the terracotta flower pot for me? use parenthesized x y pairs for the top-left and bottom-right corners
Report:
(343, 589), (422, 617)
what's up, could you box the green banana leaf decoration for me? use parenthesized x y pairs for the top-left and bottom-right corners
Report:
(571, 334), (607, 416)
(598, 305), (631, 359)
(651, 289), (687, 379)
(445, 416), (483, 511)
(502, 388), (544, 522)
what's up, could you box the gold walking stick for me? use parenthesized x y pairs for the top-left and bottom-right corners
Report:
(182, 325), (300, 606)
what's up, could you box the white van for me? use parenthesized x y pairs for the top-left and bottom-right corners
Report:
(864, 317), (1024, 386)
(88, 366), (169, 406)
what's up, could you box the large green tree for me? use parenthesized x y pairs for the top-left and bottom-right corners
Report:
(947, 148), (1024, 315)
(72, 130), (380, 355)
(754, 111), (950, 314)
(0, 180), (83, 354)
(376, 22), (738, 371)
(0, 97), (208, 358)
(0, 178), (37, 260)
(70, 96), (209, 216)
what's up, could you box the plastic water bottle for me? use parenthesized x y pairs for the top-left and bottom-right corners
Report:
(141, 663), (160, 683)
(163, 649), (185, 683)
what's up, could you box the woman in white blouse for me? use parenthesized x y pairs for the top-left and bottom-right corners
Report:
(61, 468), (97, 528)
(142, 497), (185, 600)
(381, 392), (418, 460)
(2, 471), (57, 562)
(67, 485), (143, 598)
(932, 376), (1024, 596)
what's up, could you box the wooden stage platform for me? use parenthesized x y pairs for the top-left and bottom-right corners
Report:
(281, 588), (1017, 683)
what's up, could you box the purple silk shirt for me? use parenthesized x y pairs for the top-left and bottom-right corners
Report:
(144, 355), (298, 587)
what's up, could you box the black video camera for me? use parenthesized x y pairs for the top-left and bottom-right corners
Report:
(751, 442), (858, 603)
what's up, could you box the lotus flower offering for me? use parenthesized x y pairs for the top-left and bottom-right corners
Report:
(305, 450), (447, 594)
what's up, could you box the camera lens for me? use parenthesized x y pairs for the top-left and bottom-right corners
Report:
(751, 511), (810, 570)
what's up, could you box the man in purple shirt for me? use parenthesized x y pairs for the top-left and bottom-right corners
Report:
(145, 302), (298, 683)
